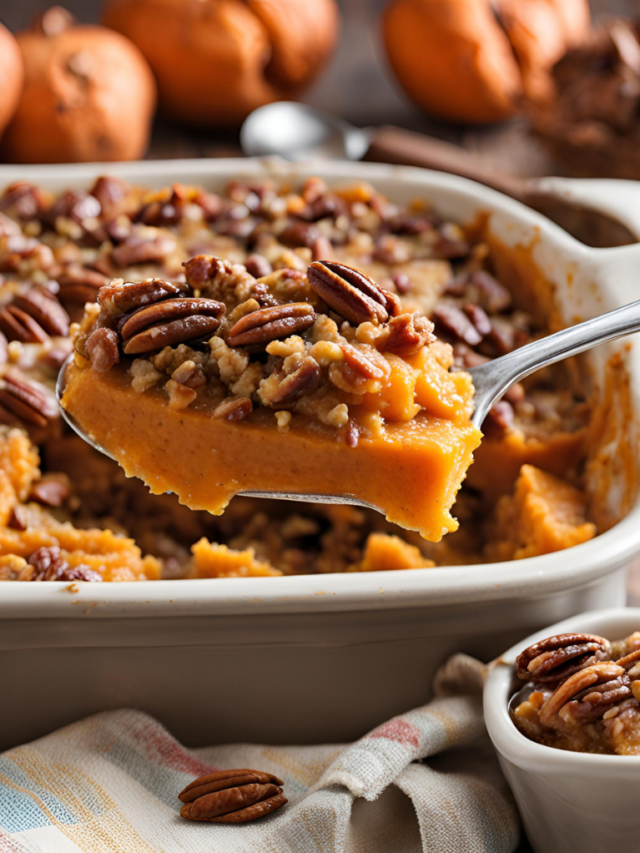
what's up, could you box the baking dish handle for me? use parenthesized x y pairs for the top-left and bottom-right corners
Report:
(533, 176), (640, 243)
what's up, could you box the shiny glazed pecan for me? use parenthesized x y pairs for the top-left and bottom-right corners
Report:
(98, 278), (189, 315)
(308, 261), (401, 326)
(178, 769), (286, 824)
(432, 303), (482, 347)
(84, 328), (120, 372)
(120, 298), (225, 355)
(516, 633), (610, 685)
(0, 371), (58, 428)
(539, 663), (630, 726)
(227, 303), (316, 347)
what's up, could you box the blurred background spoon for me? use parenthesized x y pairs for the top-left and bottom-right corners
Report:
(241, 102), (638, 248)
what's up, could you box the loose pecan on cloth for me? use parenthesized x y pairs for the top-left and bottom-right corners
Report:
(178, 769), (287, 823)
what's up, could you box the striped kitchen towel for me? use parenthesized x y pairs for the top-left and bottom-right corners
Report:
(0, 655), (519, 853)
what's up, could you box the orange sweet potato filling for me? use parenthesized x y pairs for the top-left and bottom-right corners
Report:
(62, 345), (481, 542)
(485, 464), (596, 561)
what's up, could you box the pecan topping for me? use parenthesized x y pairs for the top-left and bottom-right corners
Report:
(270, 357), (322, 406)
(120, 298), (225, 355)
(340, 344), (388, 381)
(0, 305), (50, 343)
(0, 371), (58, 428)
(244, 253), (273, 279)
(178, 769), (286, 824)
(308, 261), (401, 326)
(29, 474), (71, 508)
(98, 278), (189, 316)
(432, 303), (482, 346)
(57, 265), (110, 305)
(111, 231), (176, 268)
(383, 313), (435, 356)
(482, 401), (514, 438)
(615, 648), (640, 671)
(516, 633), (610, 685)
(227, 303), (316, 347)
(85, 328), (120, 373)
(13, 287), (70, 337)
(539, 663), (630, 726)
(22, 546), (102, 583)
(213, 397), (253, 420)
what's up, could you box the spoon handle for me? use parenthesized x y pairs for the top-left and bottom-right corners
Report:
(468, 299), (640, 428)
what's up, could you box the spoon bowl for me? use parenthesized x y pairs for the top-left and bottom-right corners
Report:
(240, 102), (370, 161)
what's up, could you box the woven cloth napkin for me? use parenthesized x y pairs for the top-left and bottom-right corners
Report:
(0, 655), (520, 853)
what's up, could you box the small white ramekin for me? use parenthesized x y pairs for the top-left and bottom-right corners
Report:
(484, 608), (640, 853)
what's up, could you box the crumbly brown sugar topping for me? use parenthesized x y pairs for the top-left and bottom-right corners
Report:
(73, 255), (439, 437)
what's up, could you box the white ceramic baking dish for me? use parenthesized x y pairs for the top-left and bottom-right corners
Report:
(484, 608), (640, 853)
(1, 159), (640, 751)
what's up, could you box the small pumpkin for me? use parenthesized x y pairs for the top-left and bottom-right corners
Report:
(102, 0), (339, 127)
(381, 0), (590, 124)
(0, 23), (24, 141)
(1, 7), (157, 163)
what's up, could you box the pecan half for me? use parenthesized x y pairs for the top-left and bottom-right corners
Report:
(179, 769), (286, 824)
(57, 265), (110, 305)
(13, 287), (70, 337)
(308, 261), (401, 326)
(85, 328), (120, 372)
(0, 305), (50, 343)
(616, 648), (640, 671)
(432, 303), (482, 347)
(227, 303), (316, 347)
(516, 633), (610, 685)
(120, 298), (225, 355)
(0, 371), (58, 428)
(111, 231), (176, 267)
(539, 663), (630, 726)
(98, 278), (189, 316)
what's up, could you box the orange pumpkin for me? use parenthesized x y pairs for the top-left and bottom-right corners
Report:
(2, 7), (156, 163)
(103, 0), (339, 127)
(0, 24), (24, 141)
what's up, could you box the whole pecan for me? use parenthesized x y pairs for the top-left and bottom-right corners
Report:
(0, 305), (50, 344)
(539, 663), (631, 726)
(98, 278), (189, 316)
(120, 298), (225, 355)
(178, 769), (286, 824)
(227, 303), (316, 347)
(615, 648), (640, 672)
(0, 371), (58, 429)
(13, 286), (70, 337)
(308, 261), (401, 326)
(516, 633), (611, 685)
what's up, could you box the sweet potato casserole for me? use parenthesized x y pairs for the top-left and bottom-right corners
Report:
(0, 174), (602, 580)
(512, 631), (640, 755)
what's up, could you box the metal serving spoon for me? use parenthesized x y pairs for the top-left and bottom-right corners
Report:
(240, 102), (637, 248)
(56, 299), (640, 509)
